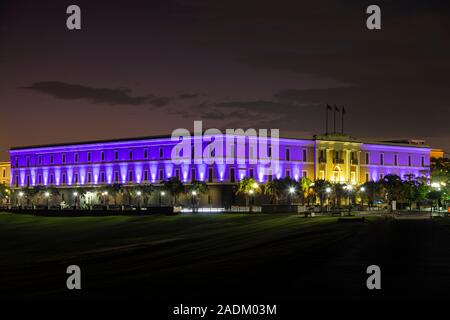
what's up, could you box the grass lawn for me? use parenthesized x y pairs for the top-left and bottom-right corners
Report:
(0, 212), (450, 300)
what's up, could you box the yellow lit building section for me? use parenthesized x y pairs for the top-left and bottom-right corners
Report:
(314, 136), (361, 185)
(0, 162), (11, 186)
(431, 149), (444, 159)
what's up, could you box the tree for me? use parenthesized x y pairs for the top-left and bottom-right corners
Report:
(298, 177), (312, 205)
(163, 177), (185, 206)
(380, 174), (403, 210)
(362, 181), (383, 210)
(332, 183), (346, 209)
(263, 179), (284, 204)
(140, 183), (154, 206)
(187, 180), (208, 212)
(311, 179), (331, 212)
(0, 184), (10, 205)
(236, 177), (260, 212)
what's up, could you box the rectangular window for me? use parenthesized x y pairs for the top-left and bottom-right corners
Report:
(421, 156), (425, 167)
(26, 175), (30, 186)
(62, 154), (66, 164)
(175, 169), (180, 179)
(87, 172), (92, 183)
(286, 169), (290, 177)
(2, 169), (6, 178)
(26, 156), (30, 167)
(128, 171), (133, 182)
(74, 153), (78, 163)
(285, 148), (290, 161)
(101, 152), (105, 161)
(379, 173), (384, 180)
(408, 155), (412, 167)
(230, 167), (235, 183)
(249, 168), (254, 178)
(114, 171), (119, 182)
(350, 172), (356, 184)
(144, 148), (148, 159)
(62, 173), (66, 185)
(394, 154), (398, 166)
(268, 146), (272, 158)
(50, 155), (54, 164)
(365, 173), (369, 182)
(159, 148), (163, 158)
(115, 150), (119, 161)
(38, 175), (42, 185)
(15, 176), (18, 187)
(302, 149), (307, 162)
(50, 174), (54, 185)
(87, 152), (91, 162)
(129, 150), (133, 160)
(191, 168), (196, 181)
(365, 152), (369, 164)
(74, 173), (79, 184)
(38, 156), (42, 165)
(208, 167), (213, 183)
(380, 153), (384, 165)
(159, 169), (164, 181)
(144, 170), (149, 181)
(101, 172), (105, 183)
(304, 171), (309, 179)
(268, 169), (273, 182)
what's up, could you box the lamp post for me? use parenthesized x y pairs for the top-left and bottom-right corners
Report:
(326, 187), (332, 212)
(288, 186), (296, 205)
(44, 191), (50, 209)
(136, 191), (142, 209)
(73, 192), (78, 209)
(360, 187), (365, 211)
(159, 191), (165, 207)
(249, 189), (254, 213)
(345, 185), (353, 214)
(18, 191), (24, 209)
(191, 190), (197, 213)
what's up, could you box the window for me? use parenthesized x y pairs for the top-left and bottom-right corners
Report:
(87, 172), (92, 183)
(26, 175), (30, 186)
(144, 148), (148, 159)
(115, 150), (119, 161)
(365, 173), (369, 182)
(74, 153), (78, 163)
(268, 146), (272, 158)
(38, 175), (42, 185)
(50, 174), (54, 185)
(129, 150), (133, 160)
(394, 154), (398, 166)
(285, 148), (290, 161)
(101, 172), (105, 183)
(302, 149), (307, 162)
(379, 173), (384, 180)
(2, 169), (6, 178)
(128, 171), (133, 182)
(62, 173), (66, 185)
(175, 169), (180, 179)
(230, 167), (235, 183)
(62, 154), (66, 164)
(159, 169), (164, 181)
(26, 156), (30, 167)
(249, 168), (254, 178)
(421, 156), (425, 167)
(350, 172), (356, 184)
(15, 176), (18, 187)
(408, 155), (412, 167)
(268, 169), (273, 182)
(286, 169), (290, 177)
(74, 173), (79, 184)
(380, 153), (384, 165)
(208, 167), (213, 183)
(191, 168), (196, 181)
(50, 155), (54, 164)
(114, 171), (119, 182)
(365, 152), (369, 164)
(303, 171), (309, 179)
(159, 148), (163, 158)
(87, 152), (91, 162)
(38, 156), (42, 165)
(144, 170), (149, 181)
(101, 152), (105, 161)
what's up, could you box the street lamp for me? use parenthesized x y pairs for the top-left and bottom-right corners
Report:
(288, 186), (295, 205)
(360, 187), (365, 210)
(44, 191), (50, 209)
(191, 190), (198, 212)
(345, 185), (353, 214)
(159, 191), (165, 206)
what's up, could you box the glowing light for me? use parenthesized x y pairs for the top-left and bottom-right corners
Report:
(44, 192), (50, 197)
(288, 187), (295, 194)
(136, 191), (142, 196)
(192, 190), (197, 196)
(18, 192), (24, 197)
(360, 187), (365, 192)
(161, 191), (166, 196)
(249, 189), (254, 195)
(326, 187), (332, 193)
(73, 192), (78, 197)
(252, 182), (259, 189)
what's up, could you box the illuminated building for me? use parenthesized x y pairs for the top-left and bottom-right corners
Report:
(9, 133), (432, 207)
(0, 162), (10, 186)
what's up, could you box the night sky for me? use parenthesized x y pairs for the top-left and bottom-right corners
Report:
(1, 0), (449, 161)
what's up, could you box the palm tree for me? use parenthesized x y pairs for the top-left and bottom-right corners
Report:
(298, 177), (312, 205)
(380, 174), (403, 211)
(236, 177), (260, 212)
(311, 179), (331, 212)
(0, 184), (10, 205)
(163, 177), (185, 206)
(263, 179), (283, 204)
(332, 183), (346, 209)
(187, 180), (208, 212)
(104, 183), (122, 205)
(140, 183), (154, 207)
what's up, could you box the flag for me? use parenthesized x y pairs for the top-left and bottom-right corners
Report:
(334, 105), (339, 112)
(342, 106), (346, 114)
(327, 104), (332, 110)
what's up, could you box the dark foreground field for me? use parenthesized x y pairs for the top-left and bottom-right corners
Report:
(1, 212), (450, 301)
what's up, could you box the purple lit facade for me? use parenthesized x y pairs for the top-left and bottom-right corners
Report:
(9, 134), (431, 207)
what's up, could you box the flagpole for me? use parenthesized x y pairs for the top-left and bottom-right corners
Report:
(325, 105), (329, 135)
(341, 106), (344, 134)
(333, 106), (336, 133)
